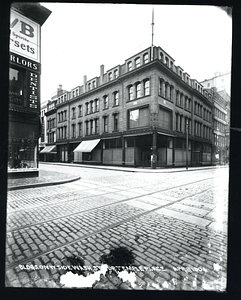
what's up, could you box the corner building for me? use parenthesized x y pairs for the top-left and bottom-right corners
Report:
(45, 46), (213, 168)
(8, 3), (51, 177)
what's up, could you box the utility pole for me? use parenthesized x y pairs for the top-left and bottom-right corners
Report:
(186, 119), (189, 170)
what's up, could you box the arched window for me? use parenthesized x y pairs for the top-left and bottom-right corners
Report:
(113, 91), (119, 106)
(127, 61), (132, 71)
(135, 57), (140, 68)
(128, 85), (133, 101)
(143, 53), (149, 64)
(144, 79), (150, 96)
(136, 82), (141, 98)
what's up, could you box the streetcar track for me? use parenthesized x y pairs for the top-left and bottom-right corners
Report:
(7, 176), (216, 215)
(6, 182), (217, 271)
(6, 177), (216, 231)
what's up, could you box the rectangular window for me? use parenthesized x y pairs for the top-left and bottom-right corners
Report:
(95, 119), (98, 134)
(78, 123), (82, 136)
(136, 83), (141, 98)
(158, 107), (172, 130)
(90, 120), (94, 134)
(95, 99), (99, 112)
(104, 96), (109, 109)
(78, 105), (82, 117)
(72, 124), (76, 138)
(113, 114), (118, 131)
(91, 101), (94, 113)
(9, 67), (24, 106)
(72, 107), (76, 119)
(128, 107), (150, 129)
(103, 116), (108, 132)
(86, 121), (89, 135)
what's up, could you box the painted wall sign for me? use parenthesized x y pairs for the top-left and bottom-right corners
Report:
(10, 9), (40, 63)
(10, 52), (41, 73)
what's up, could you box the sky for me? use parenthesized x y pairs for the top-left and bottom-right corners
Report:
(39, 3), (232, 103)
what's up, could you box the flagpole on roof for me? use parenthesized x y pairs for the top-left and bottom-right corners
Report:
(151, 6), (154, 61)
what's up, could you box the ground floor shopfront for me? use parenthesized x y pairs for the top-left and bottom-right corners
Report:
(41, 132), (213, 168)
(71, 132), (212, 168)
(8, 113), (40, 178)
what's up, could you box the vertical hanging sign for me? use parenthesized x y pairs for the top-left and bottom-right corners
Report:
(29, 71), (39, 109)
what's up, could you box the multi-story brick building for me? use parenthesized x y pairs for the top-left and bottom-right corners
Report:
(41, 45), (214, 168)
(204, 87), (230, 164)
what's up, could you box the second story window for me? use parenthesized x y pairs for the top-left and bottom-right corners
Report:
(93, 81), (96, 88)
(95, 98), (99, 112)
(78, 105), (82, 117)
(91, 101), (94, 113)
(128, 86), (133, 101)
(114, 91), (119, 106)
(95, 118), (99, 134)
(72, 90), (75, 98)
(128, 61), (132, 71)
(135, 57), (140, 68)
(109, 73), (113, 81)
(103, 95), (109, 109)
(103, 116), (108, 133)
(78, 122), (82, 137)
(72, 107), (76, 119)
(144, 80), (150, 96)
(72, 124), (76, 138)
(113, 113), (118, 131)
(86, 102), (90, 115)
(136, 83), (141, 98)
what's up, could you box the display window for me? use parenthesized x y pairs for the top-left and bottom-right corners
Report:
(8, 142), (37, 170)
(9, 67), (24, 106)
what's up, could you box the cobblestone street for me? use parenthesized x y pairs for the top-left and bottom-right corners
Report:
(5, 163), (229, 290)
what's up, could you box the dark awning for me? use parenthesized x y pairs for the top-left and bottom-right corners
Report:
(40, 145), (57, 153)
(73, 139), (100, 153)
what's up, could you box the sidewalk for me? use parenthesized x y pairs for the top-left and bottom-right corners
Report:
(43, 161), (227, 173)
(7, 162), (228, 190)
(7, 169), (80, 191)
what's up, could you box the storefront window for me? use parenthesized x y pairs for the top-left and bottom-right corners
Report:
(8, 142), (37, 170)
(9, 67), (24, 106)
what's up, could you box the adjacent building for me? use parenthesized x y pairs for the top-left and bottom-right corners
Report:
(41, 45), (216, 168)
(201, 71), (231, 96)
(8, 3), (51, 177)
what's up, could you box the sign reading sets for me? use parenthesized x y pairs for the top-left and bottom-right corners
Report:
(10, 9), (40, 62)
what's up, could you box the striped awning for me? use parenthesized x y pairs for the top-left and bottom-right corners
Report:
(73, 139), (100, 153)
(40, 145), (57, 153)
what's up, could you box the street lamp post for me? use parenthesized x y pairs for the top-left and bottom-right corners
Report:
(186, 119), (189, 170)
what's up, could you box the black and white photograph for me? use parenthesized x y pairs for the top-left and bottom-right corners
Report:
(5, 2), (232, 291)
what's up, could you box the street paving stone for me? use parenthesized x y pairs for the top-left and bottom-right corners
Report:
(5, 167), (228, 290)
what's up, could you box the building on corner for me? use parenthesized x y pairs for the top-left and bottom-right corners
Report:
(41, 45), (215, 168)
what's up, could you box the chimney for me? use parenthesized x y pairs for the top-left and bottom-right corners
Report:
(83, 75), (87, 92)
(57, 84), (63, 96)
(100, 65), (104, 84)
